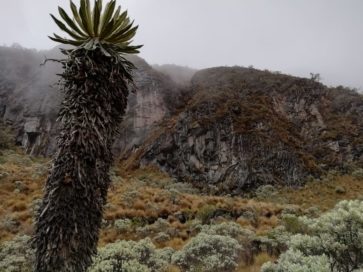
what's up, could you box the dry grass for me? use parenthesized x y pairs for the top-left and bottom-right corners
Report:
(0, 149), (49, 243)
(277, 175), (363, 211)
(237, 253), (275, 272)
(0, 149), (362, 270)
(101, 165), (287, 245)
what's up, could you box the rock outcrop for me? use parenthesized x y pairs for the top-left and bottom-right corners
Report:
(0, 46), (181, 156)
(1, 46), (362, 194)
(133, 67), (363, 194)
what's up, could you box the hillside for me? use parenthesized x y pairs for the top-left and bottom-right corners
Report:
(1, 46), (362, 194)
(0, 146), (362, 271)
(126, 67), (363, 194)
(0, 46), (363, 271)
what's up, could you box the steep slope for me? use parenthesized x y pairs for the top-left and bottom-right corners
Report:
(130, 67), (363, 194)
(0, 46), (182, 156)
(1, 46), (362, 194)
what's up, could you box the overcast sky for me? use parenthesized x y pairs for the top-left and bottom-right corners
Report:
(1, 0), (362, 90)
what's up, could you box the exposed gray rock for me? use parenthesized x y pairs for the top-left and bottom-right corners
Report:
(1, 48), (362, 194)
(0, 46), (182, 157)
(136, 67), (363, 194)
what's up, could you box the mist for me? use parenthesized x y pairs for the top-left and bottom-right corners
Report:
(1, 0), (362, 90)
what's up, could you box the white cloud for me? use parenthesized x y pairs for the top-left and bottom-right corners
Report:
(0, 0), (362, 90)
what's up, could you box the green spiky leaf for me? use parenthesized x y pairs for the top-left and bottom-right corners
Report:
(99, 0), (116, 34)
(58, 7), (87, 38)
(50, 0), (142, 56)
(79, 0), (92, 35)
(50, 14), (86, 41)
(49, 34), (83, 46)
(70, 0), (88, 34)
(85, 0), (94, 36)
(93, 0), (102, 36)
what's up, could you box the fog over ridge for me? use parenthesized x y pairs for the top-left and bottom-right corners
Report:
(0, 0), (362, 91)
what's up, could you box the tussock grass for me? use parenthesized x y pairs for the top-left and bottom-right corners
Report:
(0, 149), (362, 270)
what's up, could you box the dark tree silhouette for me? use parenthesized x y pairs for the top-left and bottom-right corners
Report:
(33, 0), (142, 271)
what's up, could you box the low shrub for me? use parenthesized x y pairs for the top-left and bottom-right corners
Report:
(0, 217), (20, 233)
(255, 185), (278, 200)
(304, 206), (321, 218)
(261, 248), (330, 272)
(90, 238), (171, 272)
(281, 205), (300, 216)
(262, 200), (363, 272)
(259, 226), (289, 257)
(136, 218), (170, 237)
(153, 232), (170, 243)
(201, 222), (256, 244)
(281, 214), (308, 234)
(0, 235), (34, 272)
(0, 121), (13, 150)
(114, 218), (133, 234)
(172, 232), (243, 272)
(238, 208), (259, 226)
(195, 205), (218, 224)
(352, 168), (363, 180)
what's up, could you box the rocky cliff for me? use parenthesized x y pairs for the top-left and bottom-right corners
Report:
(129, 67), (363, 194)
(1, 46), (362, 194)
(0, 46), (181, 156)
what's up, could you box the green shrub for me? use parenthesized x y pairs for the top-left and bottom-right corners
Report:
(0, 121), (13, 150)
(90, 238), (170, 272)
(114, 218), (133, 233)
(305, 206), (321, 218)
(255, 185), (278, 200)
(238, 208), (258, 225)
(0, 235), (34, 272)
(196, 205), (218, 224)
(186, 219), (203, 233)
(0, 171), (9, 180)
(352, 168), (363, 180)
(261, 248), (330, 272)
(0, 217), (19, 233)
(259, 226), (290, 257)
(201, 222), (256, 243)
(30, 198), (42, 219)
(121, 190), (139, 208)
(201, 222), (257, 264)
(153, 232), (170, 243)
(262, 200), (363, 272)
(172, 232), (243, 272)
(281, 205), (301, 216)
(136, 218), (170, 237)
(281, 214), (308, 234)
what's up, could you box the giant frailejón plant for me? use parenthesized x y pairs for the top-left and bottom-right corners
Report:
(33, 1), (141, 271)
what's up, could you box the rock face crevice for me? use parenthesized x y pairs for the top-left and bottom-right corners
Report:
(141, 118), (307, 193)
